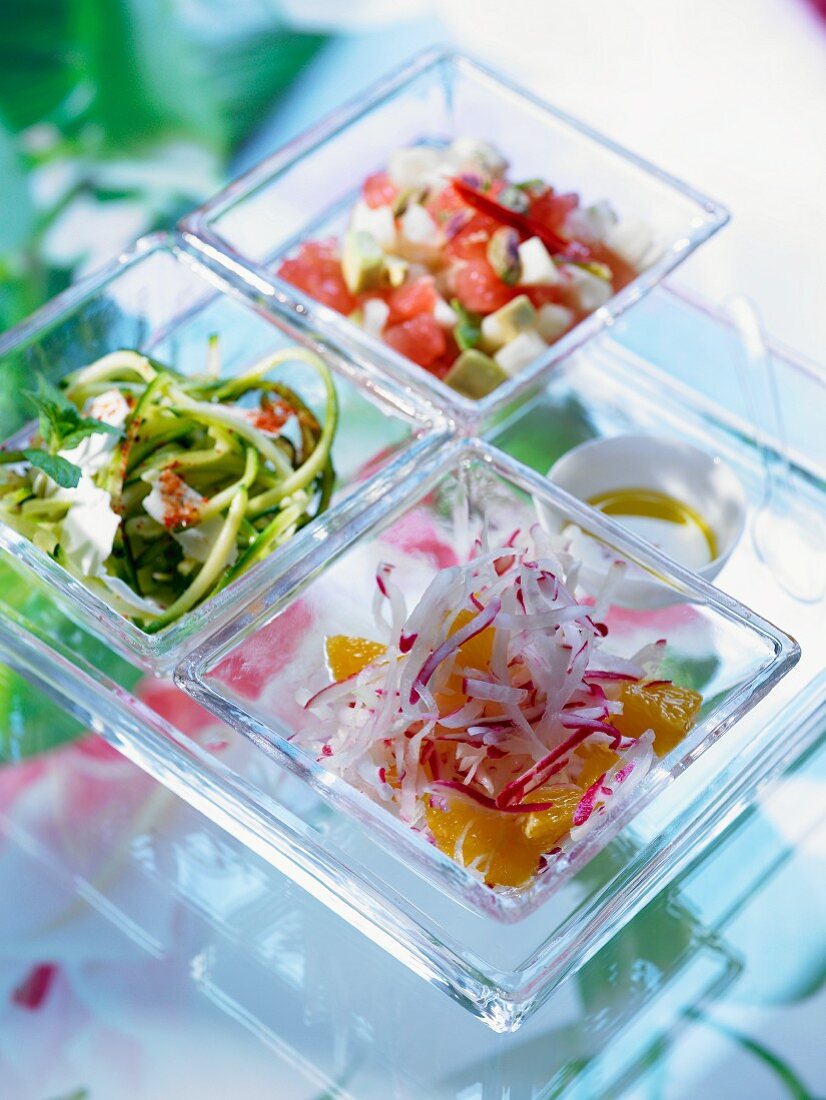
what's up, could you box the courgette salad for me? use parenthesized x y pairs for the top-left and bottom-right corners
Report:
(0, 346), (338, 631)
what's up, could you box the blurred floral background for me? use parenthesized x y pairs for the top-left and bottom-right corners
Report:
(0, 0), (326, 331)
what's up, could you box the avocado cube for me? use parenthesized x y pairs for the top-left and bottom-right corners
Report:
(480, 294), (537, 351)
(444, 349), (509, 399)
(341, 229), (384, 295)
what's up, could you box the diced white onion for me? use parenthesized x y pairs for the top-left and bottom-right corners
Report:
(399, 203), (440, 247)
(604, 218), (655, 269)
(362, 297), (390, 338)
(388, 146), (442, 189)
(350, 199), (396, 250)
(494, 330), (548, 376)
(517, 236), (560, 286)
(561, 265), (613, 312)
(536, 303), (575, 342)
(433, 294), (458, 328)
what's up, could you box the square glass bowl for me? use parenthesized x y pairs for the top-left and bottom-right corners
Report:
(179, 438), (798, 924)
(2, 288), (818, 1031)
(0, 234), (451, 673)
(180, 48), (729, 423)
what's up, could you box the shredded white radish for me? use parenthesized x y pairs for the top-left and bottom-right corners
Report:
(299, 526), (672, 881)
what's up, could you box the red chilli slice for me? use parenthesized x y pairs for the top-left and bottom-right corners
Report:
(451, 179), (590, 261)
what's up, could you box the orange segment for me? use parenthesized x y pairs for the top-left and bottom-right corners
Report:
(425, 784), (581, 888)
(521, 785), (582, 844)
(433, 688), (469, 716)
(435, 606), (497, 713)
(449, 607), (495, 672)
(326, 606), (491, 692)
(573, 742), (620, 789)
(325, 634), (387, 682)
(426, 797), (540, 888)
(613, 681), (702, 758)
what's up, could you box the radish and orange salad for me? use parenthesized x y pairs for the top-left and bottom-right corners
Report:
(277, 138), (656, 398)
(300, 527), (701, 889)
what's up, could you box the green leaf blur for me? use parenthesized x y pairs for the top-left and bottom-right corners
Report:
(0, 1), (325, 331)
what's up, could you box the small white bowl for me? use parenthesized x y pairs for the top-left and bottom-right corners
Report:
(542, 434), (747, 606)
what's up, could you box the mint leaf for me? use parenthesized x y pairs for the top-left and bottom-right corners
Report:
(33, 375), (74, 412)
(451, 299), (482, 351)
(26, 377), (71, 450)
(60, 418), (121, 449)
(22, 449), (81, 489)
(25, 377), (122, 451)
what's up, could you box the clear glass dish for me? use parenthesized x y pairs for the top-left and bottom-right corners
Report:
(180, 47), (728, 423)
(179, 436), (798, 923)
(0, 234), (450, 673)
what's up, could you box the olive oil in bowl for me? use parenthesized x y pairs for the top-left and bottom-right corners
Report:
(587, 487), (718, 571)
(545, 435), (747, 605)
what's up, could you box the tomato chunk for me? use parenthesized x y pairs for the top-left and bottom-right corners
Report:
(426, 180), (468, 225)
(387, 276), (438, 324)
(530, 190), (579, 235)
(363, 170), (398, 209)
(383, 313), (447, 368)
(277, 240), (355, 315)
(443, 214), (498, 261)
(523, 285), (567, 309)
(453, 259), (518, 313)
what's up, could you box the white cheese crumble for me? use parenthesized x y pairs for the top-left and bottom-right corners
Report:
(58, 387), (130, 478)
(141, 468), (205, 528)
(54, 475), (121, 575)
